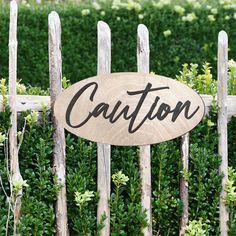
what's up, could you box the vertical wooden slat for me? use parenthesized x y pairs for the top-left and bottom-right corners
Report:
(9, 0), (18, 181)
(179, 133), (189, 236)
(49, 11), (68, 236)
(137, 24), (152, 236)
(97, 21), (111, 236)
(8, 1), (23, 235)
(218, 30), (229, 236)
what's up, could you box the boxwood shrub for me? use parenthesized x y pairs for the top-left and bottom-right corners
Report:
(0, 1), (236, 87)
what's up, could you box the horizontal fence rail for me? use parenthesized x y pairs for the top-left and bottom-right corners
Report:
(1, 94), (235, 117)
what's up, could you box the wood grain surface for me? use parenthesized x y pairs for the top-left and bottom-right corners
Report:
(49, 11), (69, 236)
(137, 24), (152, 236)
(54, 73), (205, 146)
(217, 30), (229, 236)
(96, 21), (111, 236)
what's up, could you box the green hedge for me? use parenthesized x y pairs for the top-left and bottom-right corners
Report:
(0, 1), (236, 235)
(0, 2), (236, 87)
(0, 62), (235, 235)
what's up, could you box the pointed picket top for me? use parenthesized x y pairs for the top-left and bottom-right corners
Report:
(48, 11), (61, 51)
(137, 24), (149, 53)
(49, 11), (62, 99)
(48, 11), (61, 31)
(10, 0), (17, 19)
(137, 24), (149, 74)
(218, 30), (228, 46)
(10, 0), (17, 10)
(48, 11), (61, 55)
(98, 20), (110, 33)
(218, 31), (228, 90)
(9, 0), (18, 41)
(97, 21), (111, 75)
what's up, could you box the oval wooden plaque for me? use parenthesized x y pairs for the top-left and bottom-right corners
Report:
(54, 73), (205, 146)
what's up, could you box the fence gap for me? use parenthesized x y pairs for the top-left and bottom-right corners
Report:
(97, 21), (111, 236)
(8, 1), (23, 235)
(179, 133), (189, 235)
(137, 24), (152, 236)
(49, 11), (68, 236)
(218, 30), (229, 236)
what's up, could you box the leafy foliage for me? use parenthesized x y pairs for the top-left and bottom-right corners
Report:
(224, 167), (236, 235)
(16, 109), (58, 235)
(0, 61), (235, 234)
(152, 140), (182, 235)
(0, 0), (236, 227)
(1, 2), (236, 87)
(185, 218), (209, 236)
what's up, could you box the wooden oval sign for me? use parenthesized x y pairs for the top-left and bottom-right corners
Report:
(54, 73), (205, 146)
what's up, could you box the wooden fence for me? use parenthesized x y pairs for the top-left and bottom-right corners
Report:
(2, 1), (236, 235)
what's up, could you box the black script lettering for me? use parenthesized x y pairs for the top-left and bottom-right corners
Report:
(131, 99), (171, 133)
(91, 83), (169, 133)
(171, 101), (200, 122)
(106, 101), (131, 123)
(123, 96), (161, 133)
(153, 103), (171, 120)
(65, 81), (200, 134)
(92, 103), (109, 118)
(66, 82), (98, 128)
(127, 83), (169, 133)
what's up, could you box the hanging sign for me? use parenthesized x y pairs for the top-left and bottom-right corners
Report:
(54, 73), (205, 146)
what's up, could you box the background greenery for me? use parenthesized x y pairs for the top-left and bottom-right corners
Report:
(0, 0), (236, 88)
(0, 0), (236, 235)
(0, 63), (235, 235)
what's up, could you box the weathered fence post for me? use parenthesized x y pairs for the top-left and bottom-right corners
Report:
(49, 11), (69, 236)
(137, 24), (152, 236)
(218, 30), (229, 236)
(97, 21), (111, 235)
(179, 133), (189, 236)
(8, 1), (23, 235)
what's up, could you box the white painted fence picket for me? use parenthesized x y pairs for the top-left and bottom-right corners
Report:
(3, 4), (236, 235)
(97, 21), (111, 236)
(137, 24), (152, 235)
(8, 2), (23, 235)
(218, 31), (229, 236)
(49, 11), (69, 236)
